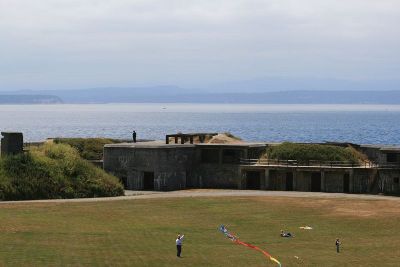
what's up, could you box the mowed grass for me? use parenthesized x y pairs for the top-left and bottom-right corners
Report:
(0, 196), (399, 266)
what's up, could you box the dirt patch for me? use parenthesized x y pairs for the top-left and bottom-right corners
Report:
(207, 133), (244, 144)
(329, 201), (400, 218)
(253, 197), (400, 218)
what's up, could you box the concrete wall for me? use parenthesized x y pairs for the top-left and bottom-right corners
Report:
(294, 171), (310, 191)
(239, 168), (266, 189)
(247, 147), (266, 159)
(104, 145), (195, 191)
(103, 146), (131, 185)
(240, 167), (399, 194)
(324, 171), (346, 193)
(263, 169), (321, 192)
(381, 152), (400, 165)
(377, 169), (400, 194)
(360, 146), (400, 165)
(127, 169), (143, 189)
(360, 146), (383, 164)
(268, 170), (287, 190)
(351, 169), (370, 193)
(192, 163), (241, 188)
(139, 147), (194, 191)
(189, 146), (247, 188)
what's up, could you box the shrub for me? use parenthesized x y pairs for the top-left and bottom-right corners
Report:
(0, 143), (124, 200)
(53, 138), (122, 160)
(265, 142), (364, 164)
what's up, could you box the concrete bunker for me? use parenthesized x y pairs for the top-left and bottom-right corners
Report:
(103, 135), (400, 194)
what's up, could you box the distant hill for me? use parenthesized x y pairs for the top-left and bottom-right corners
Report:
(2, 87), (400, 104)
(14, 86), (185, 103)
(180, 90), (400, 104)
(204, 77), (400, 93)
(0, 94), (62, 104)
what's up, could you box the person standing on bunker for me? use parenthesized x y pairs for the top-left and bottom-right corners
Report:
(335, 238), (341, 253)
(132, 130), (137, 143)
(176, 234), (185, 257)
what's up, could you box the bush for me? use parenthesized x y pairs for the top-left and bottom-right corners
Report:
(0, 143), (124, 200)
(53, 138), (122, 160)
(265, 142), (364, 163)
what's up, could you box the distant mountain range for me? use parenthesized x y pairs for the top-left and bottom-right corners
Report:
(0, 94), (62, 104)
(1, 86), (400, 104)
(203, 77), (400, 93)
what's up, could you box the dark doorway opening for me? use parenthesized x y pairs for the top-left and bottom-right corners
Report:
(386, 153), (398, 163)
(269, 170), (277, 190)
(143, 172), (154, 190)
(121, 176), (127, 188)
(286, 172), (293, 191)
(246, 171), (261, 189)
(222, 149), (241, 164)
(311, 172), (321, 192)
(201, 149), (220, 163)
(343, 173), (350, 193)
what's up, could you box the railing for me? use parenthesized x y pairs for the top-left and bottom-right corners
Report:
(377, 163), (400, 168)
(240, 158), (400, 169)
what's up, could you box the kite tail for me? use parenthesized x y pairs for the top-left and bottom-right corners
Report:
(270, 257), (282, 267)
(219, 225), (282, 267)
(236, 240), (282, 267)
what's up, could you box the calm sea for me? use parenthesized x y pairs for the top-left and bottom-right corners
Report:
(0, 104), (399, 144)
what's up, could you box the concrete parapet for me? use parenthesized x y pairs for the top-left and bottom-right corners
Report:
(1, 132), (24, 156)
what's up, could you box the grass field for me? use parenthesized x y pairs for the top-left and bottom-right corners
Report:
(0, 195), (399, 266)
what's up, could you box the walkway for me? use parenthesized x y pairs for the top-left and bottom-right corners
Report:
(1, 189), (399, 205)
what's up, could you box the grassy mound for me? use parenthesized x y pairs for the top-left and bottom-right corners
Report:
(0, 143), (124, 200)
(265, 142), (366, 163)
(53, 138), (122, 160)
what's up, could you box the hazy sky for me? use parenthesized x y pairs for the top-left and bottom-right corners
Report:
(0, 0), (399, 90)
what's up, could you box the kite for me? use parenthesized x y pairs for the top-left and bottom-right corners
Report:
(219, 225), (282, 267)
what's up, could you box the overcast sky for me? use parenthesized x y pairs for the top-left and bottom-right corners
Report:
(0, 0), (399, 90)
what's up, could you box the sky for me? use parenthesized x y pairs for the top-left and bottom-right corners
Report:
(0, 0), (400, 91)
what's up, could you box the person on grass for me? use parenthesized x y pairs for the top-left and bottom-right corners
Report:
(176, 234), (185, 257)
(280, 230), (293, 237)
(335, 238), (341, 253)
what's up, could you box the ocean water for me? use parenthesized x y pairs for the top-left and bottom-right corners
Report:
(0, 103), (399, 144)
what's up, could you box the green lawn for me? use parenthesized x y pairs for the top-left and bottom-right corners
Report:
(0, 196), (399, 266)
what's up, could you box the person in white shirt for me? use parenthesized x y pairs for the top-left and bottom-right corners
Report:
(176, 234), (185, 257)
